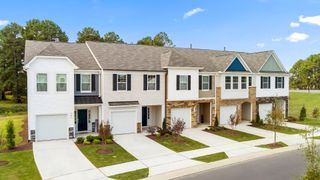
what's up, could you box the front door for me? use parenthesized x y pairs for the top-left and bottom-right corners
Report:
(142, 107), (148, 126)
(78, 109), (88, 131)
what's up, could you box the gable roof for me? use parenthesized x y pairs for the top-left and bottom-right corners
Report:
(24, 40), (100, 70)
(260, 54), (286, 72)
(225, 56), (248, 72)
(25, 40), (288, 73)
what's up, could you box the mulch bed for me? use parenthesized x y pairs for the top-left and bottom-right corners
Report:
(0, 160), (9, 166)
(96, 149), (113, 154)
(0, 116), (32, 153)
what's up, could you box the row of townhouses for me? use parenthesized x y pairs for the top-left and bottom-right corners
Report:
(24, 40), (289, 141)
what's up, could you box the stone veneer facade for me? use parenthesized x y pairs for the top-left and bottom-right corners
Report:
(256, 96), (289, 118)
(166, 99), (215, 128)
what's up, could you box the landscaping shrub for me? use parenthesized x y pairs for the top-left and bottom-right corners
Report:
(99, 122), (113, 143)
(93, 136), (102, 141)
(287, 116), (298, 122)
(214, 115), (219, 127)
(93, 139), (101, 144)
(83, 140), (91, 145)
(147, 126), (158, 136)
(255, 112), (263, 125)
(86, 135), (94, 143)
(312, 107), (319, 119)
(76, 137), (85, 144)
(157, 119), (172, 136)
(300, 106), (307, 121)
(6, 120), (15, 149)
(171, 118), (185, 141)
(105, 139), (113, 144)
(0, 104), (27, 115)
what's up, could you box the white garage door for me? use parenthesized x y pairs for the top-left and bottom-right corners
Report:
(220, 106), (237, 125)
(110, 111), (136, 134)
(171, 108), (191, 128)
(259, 103), (273, 121)
(36, 115), (68, 141)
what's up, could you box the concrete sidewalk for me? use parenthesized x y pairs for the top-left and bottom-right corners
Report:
(33, 140), (107, 180)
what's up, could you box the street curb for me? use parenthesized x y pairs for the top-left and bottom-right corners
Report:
(144, 145), (301, 180)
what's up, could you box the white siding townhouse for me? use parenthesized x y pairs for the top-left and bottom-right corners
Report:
(24, 40), (289, 141)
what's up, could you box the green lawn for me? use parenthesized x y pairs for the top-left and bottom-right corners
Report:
(78, 143), (137, 167)
(289, 92), (320, 118)
(0, 150), (41, 180)
(149, 135), (208, 152)
(256, 142), (288, 149)
(313, 136), (320, 139)
(192, 152), (228, 163)
(251, 124), (307, 134)
(205, 128), (263, 142)
(109, 168), (149, 180)
(0, 114), (26, 150)
(0, 98), (27, 115)
(296, 118), (320, 127)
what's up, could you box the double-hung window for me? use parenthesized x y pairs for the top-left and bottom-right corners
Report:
(81, 74), (91, 92)
(233, 76), (239, 89)
(241, 76), (247, 89)
(275, 77), (284, 89)
(56, 74), (67, 92)
(225, 76), (231, 89)
(37, 73), (47, 92)
(202, 76), (209, 90)
(147, 75), (156, 90)
(179, 75), (188, 90)
(117, 74), (127, 91)
(261, 76), (270, 89)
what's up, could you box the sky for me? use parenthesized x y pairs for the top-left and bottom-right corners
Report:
(1, 0), (320, 70)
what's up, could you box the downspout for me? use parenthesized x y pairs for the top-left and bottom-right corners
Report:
(164, 70), (168, 128)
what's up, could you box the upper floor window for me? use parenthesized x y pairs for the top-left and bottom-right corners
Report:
(81, 74), (91, 92)
(241, 76), (247, 89)
(202, 76), (210, 90)
(117, 74), (127, 91)
(147, 75), (156, 90)
(56, 74), (67, 92)
(233, 76), (239, 89)
(261, 76), (270, 89)
(177, 75), (190, 90)
(275, 77), (284, 89)
(37, 73), (47, 92)
(248, 76), (252, 87)
(225, 76), (231, 89)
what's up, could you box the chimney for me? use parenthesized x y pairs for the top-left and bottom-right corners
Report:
(190, 43), (192, 49)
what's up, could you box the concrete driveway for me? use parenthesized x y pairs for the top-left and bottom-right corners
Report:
(111, 134), (202, 176)
(33, 140), (107, 180)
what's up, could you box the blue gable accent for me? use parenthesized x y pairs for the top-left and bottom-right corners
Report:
(226, 58), (247, 72)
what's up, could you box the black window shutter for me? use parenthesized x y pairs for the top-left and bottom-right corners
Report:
(156, 75), (160, 90)
(268, 77), (271, 88)
(275, 77), (277, 89)
(209, 75), (212, 90)
(113, 74), (117, 91)
(127, 74), (131, 91)
(282, 77), (284, 88)
(260, 77), (263, 88)
(143, 74), (147, 90)
(76, 74), (80, 91)
(176, 75), (180, 90)
(91, 74), (96, 91)
(188, 75), (191, 90)
(199, 75), (202, 90)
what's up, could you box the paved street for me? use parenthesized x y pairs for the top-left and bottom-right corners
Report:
(176, 150), (306, 180)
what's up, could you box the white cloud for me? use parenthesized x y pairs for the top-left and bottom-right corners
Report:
(183, 8), (205, 19)
(290, 22), (300, 28)
(299, 15), (320, 26)
(286, 32), (309, 42)
(272, 38), (282, 42)
(0, 20), (9, 26)
(256, 43), (265, 48)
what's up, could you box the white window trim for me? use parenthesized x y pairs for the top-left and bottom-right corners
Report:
(276, 77), (284, 89)
(117, 74), (127, 92)
(241, 76), (247, 89)
(179, 75), (189, 91)
(56, 74), (67, 92)
(36, 73), (48, 92)
(225, 76), (231, 90)
(261, 76), (270, 89)
(147, 75), (157, 91)
(232, 76), (239, 90)
(80, 74), (91, 93)
(202, 75), (210, 91)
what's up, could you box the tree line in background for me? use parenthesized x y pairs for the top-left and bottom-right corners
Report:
(290, 54), (320, 90)
(0, 19), (174, 103)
